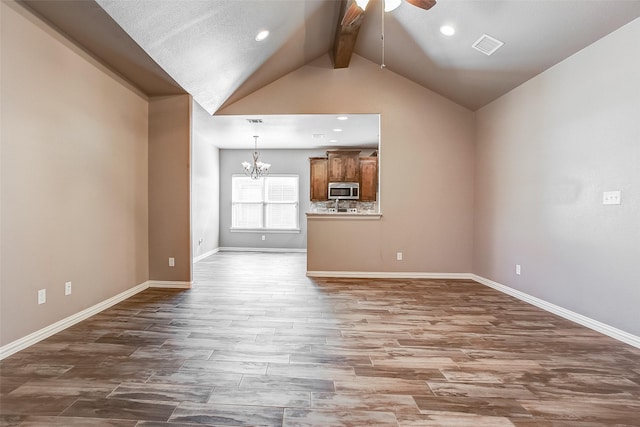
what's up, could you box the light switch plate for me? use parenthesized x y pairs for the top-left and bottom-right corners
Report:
(603, 190), (621, 205)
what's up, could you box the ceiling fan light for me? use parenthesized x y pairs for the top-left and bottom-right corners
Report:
(355, 0), (370, 10)
(384, 0), (401, 12)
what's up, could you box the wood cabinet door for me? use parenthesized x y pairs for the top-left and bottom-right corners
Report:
(310, 158), (328, 201)
(327, 150), (360, 182)
(343, 154), (360, 182)
(359, 157), (378, 201)
(327, 155), (344, 182)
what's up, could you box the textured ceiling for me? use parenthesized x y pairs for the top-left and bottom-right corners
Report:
(355, 0), (640, 110)
(18, 0), (640, 147)
(93, 0), (640, 112)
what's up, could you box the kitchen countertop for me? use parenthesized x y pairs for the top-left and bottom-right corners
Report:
(306, 212), (382, 219)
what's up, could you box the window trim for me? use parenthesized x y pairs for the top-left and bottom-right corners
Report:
(230, 174), (301, 233)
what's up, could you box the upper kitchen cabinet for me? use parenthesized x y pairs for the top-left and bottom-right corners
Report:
(327, 150), (360, 182)
(310, 157), (329, 201)
(359, 156), (378, 202)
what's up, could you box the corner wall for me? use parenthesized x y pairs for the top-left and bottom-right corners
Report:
(1, 1), (149, 346)
(474, 19), (640, 336)
(219, 54), (475, 274)
(148, 95), (192, 282)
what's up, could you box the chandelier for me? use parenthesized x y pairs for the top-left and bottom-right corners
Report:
(241, 135), (271, 180)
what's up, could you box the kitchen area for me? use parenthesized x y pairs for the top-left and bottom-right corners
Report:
(307, 148), (380, 217)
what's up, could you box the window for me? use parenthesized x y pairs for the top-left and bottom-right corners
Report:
(231, 175), (299, 231)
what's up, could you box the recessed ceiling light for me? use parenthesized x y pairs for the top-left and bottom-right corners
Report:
(333, 128), (343, 132)
(440, 25), (455, 36)
(255, 30), (269, 42)
(330, 139), (338, 143)
(337, 116), (348, 121)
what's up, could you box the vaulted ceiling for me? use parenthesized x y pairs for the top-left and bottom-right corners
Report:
(19, 0), (640, 147)
(22, 0), (640, 111)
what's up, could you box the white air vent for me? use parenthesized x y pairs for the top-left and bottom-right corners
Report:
(472, 34), (504, 56)
(312, 134), (325, 139)
(246, 119), (263, 124)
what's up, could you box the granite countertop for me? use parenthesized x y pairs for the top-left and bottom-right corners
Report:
(306, 212), (382, 219)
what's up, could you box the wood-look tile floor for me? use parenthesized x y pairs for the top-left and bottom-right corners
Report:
(1, 252), (639, 426)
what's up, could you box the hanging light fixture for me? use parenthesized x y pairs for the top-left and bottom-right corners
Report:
(241, 135), (271, 180)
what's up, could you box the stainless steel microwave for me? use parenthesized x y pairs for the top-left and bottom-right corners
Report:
(328, 182), (359, 200)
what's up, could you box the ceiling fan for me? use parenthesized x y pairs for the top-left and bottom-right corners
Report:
(342, 0), (437, 30)
(356, 0), (436, 14)
(335, 0), (437, 68)
(384, 0), (436, 12)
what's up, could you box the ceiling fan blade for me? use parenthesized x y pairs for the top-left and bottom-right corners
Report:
(405, 0), (437, 10)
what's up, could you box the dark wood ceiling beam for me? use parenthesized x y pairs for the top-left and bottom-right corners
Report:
(332, 0), (367, 69)
(406, 0), (437, 11)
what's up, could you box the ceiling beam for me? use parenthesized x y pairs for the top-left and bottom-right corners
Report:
(406, 0), (437, 11)
(332, 0), (367, 69)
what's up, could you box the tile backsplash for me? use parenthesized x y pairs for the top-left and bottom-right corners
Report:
(309, 200), (378, 214)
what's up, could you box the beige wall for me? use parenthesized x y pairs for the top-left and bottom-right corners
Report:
(148, 95), (192, 281)
(220, 54), (475, 273)
(1, 1), (149, 346)
(474, 19), (640, 335)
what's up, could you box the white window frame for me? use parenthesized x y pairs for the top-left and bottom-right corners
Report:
(230, 174), (300, 233)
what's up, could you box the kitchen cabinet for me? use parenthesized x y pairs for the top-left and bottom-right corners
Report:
(359, 156), (378, 201)
(309, 157), (328, 201)
(327, 150), (360, 182)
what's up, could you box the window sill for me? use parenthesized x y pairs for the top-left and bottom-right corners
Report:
(230, 228), (301, 234)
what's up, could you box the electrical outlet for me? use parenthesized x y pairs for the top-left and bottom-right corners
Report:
(261, 235), (266, 241)
(516, 264), (521, 275)
(65, 281), (72, 295)
(396, 252), (403, 261)
(169, 257), (175, 267)
(38, 289), (46, 304)
(602, 190), (621, 205)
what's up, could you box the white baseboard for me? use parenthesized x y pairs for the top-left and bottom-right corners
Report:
(193, 248), (219, 263)
(0, 279), (193, 360)
(0, 282), (148, 360)
(220, 247), (307, 253)
(306, 270), (639, 348)
(306, 271), (472, 280)
(148, 280), (192, 289)
(471, 274), (640, 349)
